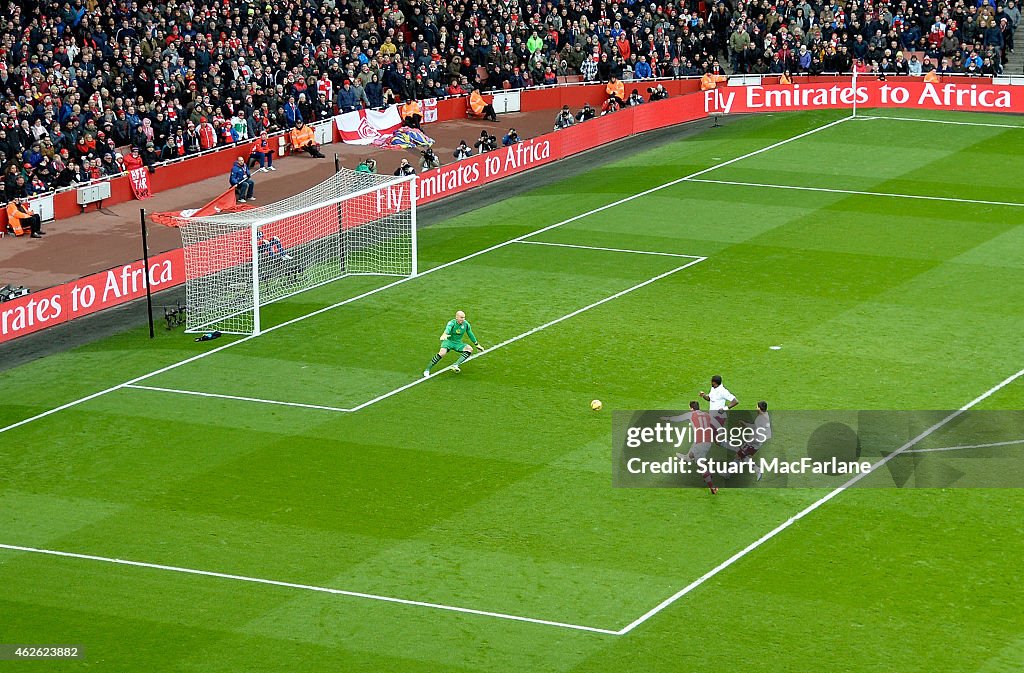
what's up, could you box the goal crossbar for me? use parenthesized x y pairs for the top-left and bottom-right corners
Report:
(176, 167), (418, 336)
(240, 174), (416, 229)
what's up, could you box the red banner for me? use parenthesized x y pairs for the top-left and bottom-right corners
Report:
(416, 93), (708, 204)
(416, 137), (558, 204)
(0, 250), (185, 342)
(128, 167), (152, 200)
(703, 79), (1022, 115)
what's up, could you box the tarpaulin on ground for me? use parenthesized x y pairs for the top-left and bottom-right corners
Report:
(372, 126), (435, 149)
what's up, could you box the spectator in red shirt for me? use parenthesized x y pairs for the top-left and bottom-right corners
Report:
(197, 117), (217, 151)
(250, 132), (276, 171)
(122, 146), (144, 171)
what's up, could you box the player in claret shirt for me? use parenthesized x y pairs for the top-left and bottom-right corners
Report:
(423, 310), (485, 377)
(663, 401), (720, 495)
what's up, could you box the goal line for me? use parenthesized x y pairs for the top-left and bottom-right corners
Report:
(856, 114), (1024, 130)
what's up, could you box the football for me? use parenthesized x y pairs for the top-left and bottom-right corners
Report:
(591, 399), (602, 411)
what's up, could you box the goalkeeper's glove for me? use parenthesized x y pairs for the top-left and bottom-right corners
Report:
(475, 343), (484, 351)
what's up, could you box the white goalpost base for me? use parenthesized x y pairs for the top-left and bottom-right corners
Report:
(176, 168), (417, 335)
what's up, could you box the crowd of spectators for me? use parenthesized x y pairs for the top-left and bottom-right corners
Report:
(725, 0), (1019, 76)
(0, 0), (1020, 206)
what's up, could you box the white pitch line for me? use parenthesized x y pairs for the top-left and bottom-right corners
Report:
(124, 258), (706, 414)
(904, 438), (1024, 454)
(0, 116), (848, 436)
(616, 365), (1024, 635)
(515, 240), (703, 258)
(6, 370), (1019, 639)
(346, 258), (706, 413)
(0, 543), (618, 636)
(685, 178), (1024, 208)
(123, 384), (353, 413)
(868, 115), (1024, 129)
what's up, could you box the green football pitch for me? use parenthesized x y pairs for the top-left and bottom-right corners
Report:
(2, 108), (1023, 672)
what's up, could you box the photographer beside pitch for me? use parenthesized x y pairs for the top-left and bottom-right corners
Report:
(554, 105), (575, 130)
(394, 158), (416, 176)
(453, 140), (473, 160)
(474, 130), (498, 153)
(648, 84), (669, 101)
(420, 147), (440, 171)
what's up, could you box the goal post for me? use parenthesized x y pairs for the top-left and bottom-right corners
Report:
(851, 67), (859, 119)
(175, 168), (417, 336)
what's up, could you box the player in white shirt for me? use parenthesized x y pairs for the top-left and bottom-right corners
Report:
(700, 375), (738, 431)
(663, 401), (719, 495)
(733, 400), (771, 480)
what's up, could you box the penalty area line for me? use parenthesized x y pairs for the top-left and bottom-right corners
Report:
(123, 257), (707, 414)
(684, 178), (1024, 208)
(0, 542), (618, 636)
(903, 438), (1024, 454)
(515, 241), (703, 258)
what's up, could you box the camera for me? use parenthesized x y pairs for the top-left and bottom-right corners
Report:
(0, 285), (30, 301)
(420, 147), (440, 169)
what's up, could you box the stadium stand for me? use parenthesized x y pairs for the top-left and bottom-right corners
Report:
(0, 0), (1020, 208)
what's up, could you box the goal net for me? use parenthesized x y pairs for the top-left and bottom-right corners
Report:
(176, 168), (417, 335)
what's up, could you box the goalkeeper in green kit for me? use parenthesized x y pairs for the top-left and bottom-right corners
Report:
(423, 310), (484, 377)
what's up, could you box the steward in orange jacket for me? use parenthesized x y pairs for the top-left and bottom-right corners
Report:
(6, 197), (43, 237)
(468, 89), (497, 121)
(401, 99), (423, 128)
(289, 121), (325, 158)
(605, 77), (625, 103)
(700, 71), (728, 90)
